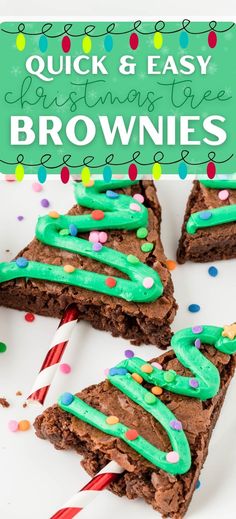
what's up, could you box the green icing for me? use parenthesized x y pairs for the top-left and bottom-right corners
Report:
(0, 180), (163, 303)
(58, 325), (236, 475)
(186, 179), (236, 235)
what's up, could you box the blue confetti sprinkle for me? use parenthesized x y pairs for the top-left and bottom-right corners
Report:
(109, 367), (128, 376)
(60, 392), (74, 405)
(16, 257), (28, 268)
(69, 224), (78, 237)
(195, 479), (201, 490)
(188, 304), (200, 313)
(199, 210), (212, 220)
(208, 266), (218, 277)
(106, 190), (119, 199)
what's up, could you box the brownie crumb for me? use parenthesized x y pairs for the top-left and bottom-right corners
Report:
(0, 397), (10, 408)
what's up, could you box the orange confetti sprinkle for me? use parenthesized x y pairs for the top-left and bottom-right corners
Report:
(166, 259), (177, 271)
(63, 264), (75, 273)
(151, 386), (163, 396)
(106, 415), (119, 425)
(18, 420), (31, 431)
(48, 211), (60, 219)
(84, 179), (95, 187)
(132, 373), (143, 384)
(141, 363), (153, 374)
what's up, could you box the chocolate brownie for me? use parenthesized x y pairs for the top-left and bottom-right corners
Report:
(0, 181), (177, 348)
(177, 180), (236, 263)
(34, 325), (236, 518)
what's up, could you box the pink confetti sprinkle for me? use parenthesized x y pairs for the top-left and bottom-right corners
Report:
(32, 182), (43, 193)
(151, 361), (163, 370)
(5, 175), (15, 182)
(60, 363), (71, 374)
(104, 368), (109, 376)
(218, 189), (229, 201)
(99, 231), (108, 244)
(130, 202), (141, 212)
(166, 451), (179, 464)
(8, 420), (18, 432)
(133, 194), (144, 204)
(143, 277), (154, 289)
(89, 231), (99, 243)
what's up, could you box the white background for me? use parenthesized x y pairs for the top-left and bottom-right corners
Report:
(0, 177), (236, 519)
(0, 5), (236, 519)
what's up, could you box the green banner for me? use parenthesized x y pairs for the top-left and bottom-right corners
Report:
(0, 20), (235, 177)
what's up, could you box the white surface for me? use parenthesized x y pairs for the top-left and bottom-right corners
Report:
(0, 177), (236, 519)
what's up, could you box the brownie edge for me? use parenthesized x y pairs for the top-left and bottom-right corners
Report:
(34, 346), (236, 518)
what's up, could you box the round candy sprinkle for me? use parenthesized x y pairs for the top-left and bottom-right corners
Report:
(99, 231), (108, 243)
(218, 189), (229, 201)
(170, 419), (182, 431)
(195, 480), (201, 490)
(93, 243), (103, 252)
(60, 363), (71, 374)
(144, 392), (156, 405)
(16, 257), (28, 268)
(208, 266), (218, 277)
(133, 193), (144, 203)
(127, 254), (139, 264)
(89, 231), (99, 243)
(106, 415), (119, 425)
(132, 373), (143, 384)
(130, 202), (141, 212)
(49, 211), (60, 219)
(141, 363), (153, 374)
(151, 386), (163, 396)
(91, 209), (105, 221)
(189, 378), (199, 389)
(59, 229), (69, 236)
(125, 349), (134, 358)
(192, 325), (203, 334)
(25, 313), (35, 323)
(166, 451), (179, 464)
(64, 264), (75, 273)
(41, 198), (50, 208)
(125, 429), (138, 441)
(136, 227), (148, 239)
(8, 420), (18, 432)
(69, 224), (78, 237)
(18, 419), (31, 431)
(143, 277), (154, 289)
(166, 259), (177, 271)
(32, 182), (43, 192)
(0, 342), (7, 353)
(106, 190), (119, 199)
(141, 242), (154, 253)
(188, 304), (200, 313)
(164, 371), (176, 383)
(105, 277), (117, 288)
(194, 338), (201, 349)
(199, 210), (212, 220)
(151, 362), (163, 370)
(109, 367), (127, 376)
(17, 215), (24, 221)
(61, 392), (74, 405)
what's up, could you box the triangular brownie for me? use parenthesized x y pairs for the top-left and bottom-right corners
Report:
(0, 180), (177, 347)
(34, 324), (236, 518)
(177, 179), (236, 263)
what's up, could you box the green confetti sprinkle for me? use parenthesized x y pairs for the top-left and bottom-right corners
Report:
(0, 342), (7, 353)
(144, 392), (156, 405)
(127, 254), (139, 264)
(59, 229), (70, 236)
(141, 242), (154, 253)
(136, 227), (148, 239)
(164, 370), (176, 383)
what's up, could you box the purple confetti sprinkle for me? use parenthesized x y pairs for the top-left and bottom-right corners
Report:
(170, 419), (182, 431)
(189, 378), (199, 389)
(17, 215), (24, 221)
(192, 325), (203, 334)
(194, 338), (201, 349)
(125, 349), (134, 358)
(41, 198), (50, 208)
(92, 242), (103, 252)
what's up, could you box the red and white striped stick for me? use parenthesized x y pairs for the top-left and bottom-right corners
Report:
(27, 304), (79, 405)
(50, 461), (124, 519)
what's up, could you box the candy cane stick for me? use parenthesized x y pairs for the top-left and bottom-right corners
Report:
(27, 304), (79, 405)
(50, 461), (124, 519)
